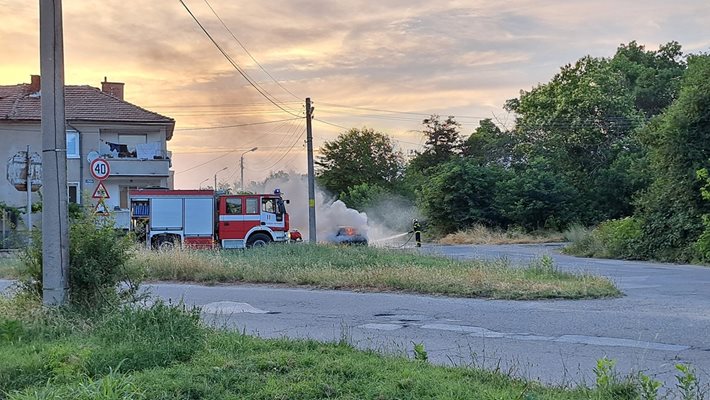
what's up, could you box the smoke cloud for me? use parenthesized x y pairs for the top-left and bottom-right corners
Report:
(249, 172), (421, 245)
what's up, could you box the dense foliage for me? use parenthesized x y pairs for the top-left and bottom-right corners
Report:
(316, 127), (403, 196)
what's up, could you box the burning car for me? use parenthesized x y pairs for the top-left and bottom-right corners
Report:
(330, 226), (368, 246)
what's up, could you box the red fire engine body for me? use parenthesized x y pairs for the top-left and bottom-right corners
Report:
(128, 188), (297, 249)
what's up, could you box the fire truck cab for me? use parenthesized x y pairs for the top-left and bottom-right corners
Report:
(129, 188), (291, 249)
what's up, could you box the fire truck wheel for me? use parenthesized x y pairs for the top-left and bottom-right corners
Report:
(155, 235), (178, 251)
(247, 233), (272, 248)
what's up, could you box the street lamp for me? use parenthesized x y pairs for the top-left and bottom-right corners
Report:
(198, 177), (209, 190)
(213, 166), (228, 192)
(240, 147), (258, 191)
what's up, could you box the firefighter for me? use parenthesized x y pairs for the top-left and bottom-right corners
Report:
(411, 218), (422, 247)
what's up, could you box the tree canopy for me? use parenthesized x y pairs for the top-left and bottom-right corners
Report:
(316, 128), (403, 196)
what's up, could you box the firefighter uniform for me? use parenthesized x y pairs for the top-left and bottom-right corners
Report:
(412, 219), (422, 247)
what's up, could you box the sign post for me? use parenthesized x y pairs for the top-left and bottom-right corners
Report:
(90, 158), (110, 217)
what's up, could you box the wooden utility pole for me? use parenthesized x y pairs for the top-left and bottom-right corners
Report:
(40, 0), (69, 305)
(305, 98), (317, 243)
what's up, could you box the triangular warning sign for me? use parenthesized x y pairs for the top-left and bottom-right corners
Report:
(94, 198), (110, 215)
(92, 181), (110, 199)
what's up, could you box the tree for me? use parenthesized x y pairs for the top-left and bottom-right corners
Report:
(316, 128), (403, 196)
(461, 118), (513, 166)
(419, 159), (506, 233)
(505, 54), (645, 223)
(495, 158), (579, 230)
(610, 41), (686, 118)
(409, 115), (463, 172)
(633, 54), (710, 261)
(339, 183), (389, 211)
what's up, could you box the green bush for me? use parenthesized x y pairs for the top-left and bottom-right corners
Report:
(18, 207), (140, 311)
(595, 217), (642, 259)
(564, 218), (642, 259)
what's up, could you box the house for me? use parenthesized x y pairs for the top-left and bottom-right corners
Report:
(0, 75), (175, 230)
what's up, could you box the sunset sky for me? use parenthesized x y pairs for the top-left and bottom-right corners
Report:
(1, 0), (708, 189)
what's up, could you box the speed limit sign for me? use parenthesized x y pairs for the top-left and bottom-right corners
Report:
(90, 158), (111, 180)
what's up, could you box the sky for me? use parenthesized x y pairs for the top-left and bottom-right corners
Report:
(1, 0), (708, 189)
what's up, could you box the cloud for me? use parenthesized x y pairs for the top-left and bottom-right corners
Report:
(1, 0), (708, 188)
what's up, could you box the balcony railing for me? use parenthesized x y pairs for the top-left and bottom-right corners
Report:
(106, 157), (170, 177)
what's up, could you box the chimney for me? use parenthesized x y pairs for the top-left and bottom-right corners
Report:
(29, 75), (41, 93)
(101, 77), (124, 100)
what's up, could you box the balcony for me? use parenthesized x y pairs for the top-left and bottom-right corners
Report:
(107, 157), (170, 177)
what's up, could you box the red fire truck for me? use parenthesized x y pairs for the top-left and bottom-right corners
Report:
(128, 188), (299, 249)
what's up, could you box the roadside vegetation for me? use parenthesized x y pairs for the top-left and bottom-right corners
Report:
(130, 245), (619, 300)
(312, 42), (710, 264)
(439, 224), (564, 245)
(0, 254), (20, 279)
(2, 295), (707, 400)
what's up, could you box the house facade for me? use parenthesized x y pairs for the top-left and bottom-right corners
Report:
(0, 75), (175, 230)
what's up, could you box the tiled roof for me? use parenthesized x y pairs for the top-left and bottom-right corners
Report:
(0, 83), (174, 124)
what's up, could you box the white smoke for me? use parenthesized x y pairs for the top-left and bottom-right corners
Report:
(249, 172), (419, 245)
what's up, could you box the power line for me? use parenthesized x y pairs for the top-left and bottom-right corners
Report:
(249, 127), (307, 172)
(175, 117), (302, 131)
(202, 0), (301, 101)
(314, 117), (348, 130)
(178, 0), (302, 118)
(174, 150), (237, 174)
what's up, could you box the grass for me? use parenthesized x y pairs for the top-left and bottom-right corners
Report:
(439, 224), (565, 245)
(0, 253), (20, 279)
(129, 244), (620, 300)
(0, 296), (658, 400)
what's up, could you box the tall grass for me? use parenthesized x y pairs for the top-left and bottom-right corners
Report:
(130, 244), (619, 300)
(0, 253), (21, 279)
(439, 224), (565, 245)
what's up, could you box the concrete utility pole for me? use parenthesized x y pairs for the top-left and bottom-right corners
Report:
(305, 98), (317, 243)
(40, 0), (69, 306)
(240, 147), (258, 191)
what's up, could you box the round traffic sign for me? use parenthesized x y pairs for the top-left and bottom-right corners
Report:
(90, 158), (111, 180)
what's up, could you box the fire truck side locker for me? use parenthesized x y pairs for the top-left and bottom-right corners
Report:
(183, 197), (214, 248)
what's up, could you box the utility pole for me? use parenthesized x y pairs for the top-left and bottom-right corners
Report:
(40, 0), (69, 306)
(25, 145), (32, 244)
(240, 147), (258, 191)
(305, 98), (317, 243)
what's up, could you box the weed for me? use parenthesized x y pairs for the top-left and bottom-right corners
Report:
(637, 371), (662, 400)
(412, 342), (428, 362)
(676, 363), (704, 400)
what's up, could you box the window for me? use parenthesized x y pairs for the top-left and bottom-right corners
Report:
(67, 183), (79, 204)
(261, 198), (276, 214)
(66, 130), (80, 158)
(245, 198), (259, 214)
(226, 198), (242, 215)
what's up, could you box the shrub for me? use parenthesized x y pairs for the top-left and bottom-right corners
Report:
(18, 207), (140, 311)
(564, 218), (641, 259)
(595, 217), (642, 259)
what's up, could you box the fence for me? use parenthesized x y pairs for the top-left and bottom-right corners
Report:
(1, 210), (29, 250)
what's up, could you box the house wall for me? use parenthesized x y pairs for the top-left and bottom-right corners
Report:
(0, 121), (172, 230)
(0, 122), (43, 229)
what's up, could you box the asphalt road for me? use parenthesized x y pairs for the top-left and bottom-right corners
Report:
(2, 244), (709, 389)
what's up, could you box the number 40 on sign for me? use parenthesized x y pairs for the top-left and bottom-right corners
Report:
(90, 158), (110, 181)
